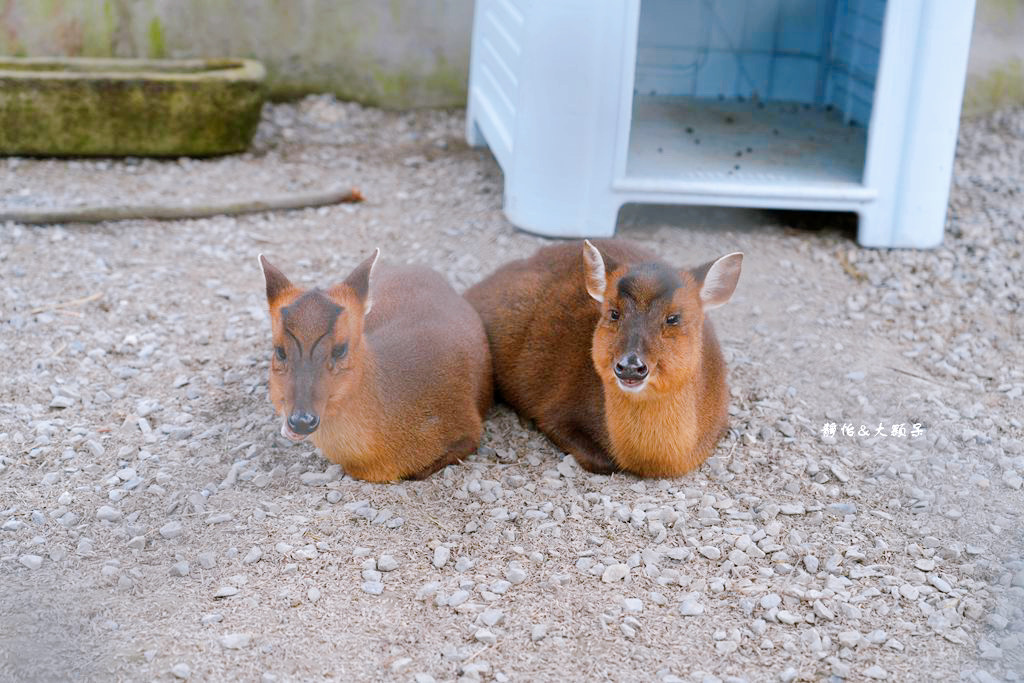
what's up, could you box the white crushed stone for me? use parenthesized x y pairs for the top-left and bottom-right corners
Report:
(679, 598), (705, 616)
(601, 564), (629, 583)
(377, 555), (399, 572)
(432, 546), (450, 569)
(96, 505), (121, 522)
(219, 633), (251, 650)
(19, 555), (43, 570)
(159, 522), (184, 539)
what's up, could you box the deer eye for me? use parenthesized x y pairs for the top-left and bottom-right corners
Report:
(275, 346), (286, 361)
(666, 314), (681, 326)
(332, 342), (348, 360)
(609, 309), (620, 321)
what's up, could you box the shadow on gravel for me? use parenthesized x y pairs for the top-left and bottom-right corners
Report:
(0, 577), (105, 682)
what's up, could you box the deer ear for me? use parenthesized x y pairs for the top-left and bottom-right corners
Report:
(694, 252), (743, 310)
(344, 248), (380, 316)
(583, 240), (616, 303)
(259, 254), (294, 304)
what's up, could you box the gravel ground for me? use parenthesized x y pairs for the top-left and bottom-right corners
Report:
(1, 96), (1022, 683)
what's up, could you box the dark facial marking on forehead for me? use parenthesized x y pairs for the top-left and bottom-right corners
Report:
(281, 289), (344, 340)
(616, 263), (683, 307)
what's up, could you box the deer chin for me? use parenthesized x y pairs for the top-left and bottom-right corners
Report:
(615, 376), (649, 394)
(281, 421), (309, 442)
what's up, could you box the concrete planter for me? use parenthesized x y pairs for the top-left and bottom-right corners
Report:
(0, 57), (266, 157)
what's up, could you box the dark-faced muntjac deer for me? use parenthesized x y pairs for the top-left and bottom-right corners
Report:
(259, 250), (492, 482)
(465, 239), (742, 478)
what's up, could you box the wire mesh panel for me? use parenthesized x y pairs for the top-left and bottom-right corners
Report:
(633, 0), (884, 126)
(627, 0), (885, 184)
(827, 0), (885, 126)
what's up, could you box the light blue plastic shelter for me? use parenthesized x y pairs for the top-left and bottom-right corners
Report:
(465, 0), (977, 248)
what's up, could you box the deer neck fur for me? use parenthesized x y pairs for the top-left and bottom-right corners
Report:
(310, 341), (390, 477)
(602, 348), (716, 478)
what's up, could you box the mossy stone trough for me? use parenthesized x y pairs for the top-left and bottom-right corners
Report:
(0, 57), (266, 157)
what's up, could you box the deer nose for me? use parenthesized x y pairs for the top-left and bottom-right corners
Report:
(614, 354), (649, 381)
(288, 412), (320, 435)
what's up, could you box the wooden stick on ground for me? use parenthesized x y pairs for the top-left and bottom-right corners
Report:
(1, 187), (364, 225)
(886, 365), (950, 389)
(30, 291), (103, 315)
(836, 250), (867, 282)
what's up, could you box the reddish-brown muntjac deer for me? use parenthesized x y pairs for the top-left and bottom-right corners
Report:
(259, 250), (492, 482)
(465, 239), (742, 478)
